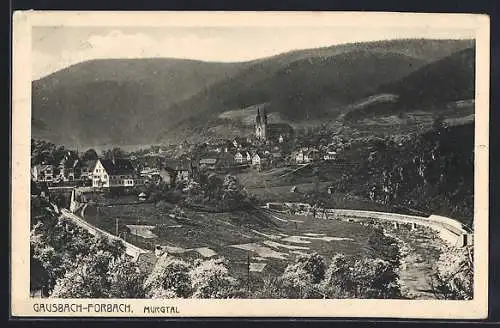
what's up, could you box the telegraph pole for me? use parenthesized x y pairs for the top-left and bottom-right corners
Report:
(135, 219), (139, 245)
(115, 218), (119, 236)
(247, 251), (251, 292)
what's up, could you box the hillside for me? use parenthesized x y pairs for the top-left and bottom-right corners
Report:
(152, 51), (426, 141)
(344, 122), (474, 226)
(32, 58), (248, 145)
(31, 39), (475, 146)
(343, 47), (475, 122)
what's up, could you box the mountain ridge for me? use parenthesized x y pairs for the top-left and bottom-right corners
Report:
(31, 38), (475, 147)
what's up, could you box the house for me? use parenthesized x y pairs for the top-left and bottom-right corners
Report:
(270, 151), (282, 160)
(80, 160), (97, 181)
(138, 192), (148, 201)
(164, 160), (192, 183)
(31, 164), (54, 182)
(251, 153), (263, 166)
(157, 168), (175, 186)
(305, 149), (320, 163)
(278, 134), (284, 143)
(295, 150), (306, 164)
(323, 150), (337, 161)
(53, 151), (82, 182)
(199, 158), (218, 170)
(252, 152), (270, 170)
(245, 152), (252, 162)
(92, 158), (137, 189)
(217, 153), (235, 169)
(234, 152), (244, 163)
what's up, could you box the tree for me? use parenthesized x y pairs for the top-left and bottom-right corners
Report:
(31, 139), (57, 165)
(50, 251), (114, 298)
(144, 256), (192, 298)
(367, 228), (401, 267)
(285, 252), (326, 284)
(102, 147), (126, 160)
(82, 148), (98, 161)
(189, 258), (237, 298)
(432, 114), (446, 131)
(276, 253), (326, 298)
(221, 175), (247, 210)
(108, 256), (146, 298)
(203, 173), (223, 202)
(90, 234), (126, 260)
(321, 254), (401, 299)
(431, 247), (473, 300)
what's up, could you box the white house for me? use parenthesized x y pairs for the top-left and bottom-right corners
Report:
(92, 158), (136, 189)
(278, 134), (284, 143)
(245, 152), (252, 162)
(323, 150), (337, 161)
(305, 149), (320, 163)
(252, 152), (269, 169)
(234, 152), (244, 163)
(31, 164), (54, 182)
(252, 153), (262, 166)
(295, 150), (306, 164)
(80, 160), (97, 181)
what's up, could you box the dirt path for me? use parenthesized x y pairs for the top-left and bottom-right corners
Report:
(385, 228), (445, 299)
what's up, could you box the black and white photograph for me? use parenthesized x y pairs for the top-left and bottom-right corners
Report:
(11, 11), (489, 318)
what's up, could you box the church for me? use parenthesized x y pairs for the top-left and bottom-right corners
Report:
(254, 108), (294, 143)
(255, 108), (268, 141)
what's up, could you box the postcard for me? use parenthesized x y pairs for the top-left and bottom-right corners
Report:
(11, 11), (489, 318)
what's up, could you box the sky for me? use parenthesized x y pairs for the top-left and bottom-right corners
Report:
(32, 26), (475, 80)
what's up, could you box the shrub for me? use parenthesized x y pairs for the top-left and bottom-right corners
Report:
(108, 256), (146, 298)
(321, 254), (401, 299)
(189, 258), (238, 299)
(144, 256), (192, 298)
(430, 247), (473, 300)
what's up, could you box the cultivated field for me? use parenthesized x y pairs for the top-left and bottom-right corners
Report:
(81, 201), (377, 285)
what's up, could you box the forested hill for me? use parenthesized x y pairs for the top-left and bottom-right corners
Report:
(32, 39), (474, 146)
(346, 122), (474, 227)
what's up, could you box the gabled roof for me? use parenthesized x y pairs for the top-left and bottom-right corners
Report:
(34, 164), (53, 172)
(99, 158), (135, 175)
(83, 159), (97, 171)
(199, 158), (218, 165)
(164, 159), (191, 171)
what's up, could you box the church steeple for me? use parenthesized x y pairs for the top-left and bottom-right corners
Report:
(255, 107), (267, 141)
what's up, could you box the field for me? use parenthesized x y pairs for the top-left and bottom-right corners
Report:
(81, 201), (377, 285)
(80, 199), (447, 298)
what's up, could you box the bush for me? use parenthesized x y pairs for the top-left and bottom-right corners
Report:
(189, 258), (238, 299)
(431, 247), (473, 300)
(144, 256), (192, 298)
(321, 254), (401, 299)
(257, 253), (326, 299)
(108, 257), (146, 298)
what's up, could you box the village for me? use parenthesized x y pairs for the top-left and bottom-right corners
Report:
(31, 108), (348, 195)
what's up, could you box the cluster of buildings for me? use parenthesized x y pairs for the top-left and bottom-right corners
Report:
(31, 108), (345, 190)
(31, 155), (146, 190)
(31, 151), (95, 184)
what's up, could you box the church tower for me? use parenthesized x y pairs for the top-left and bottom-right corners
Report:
(255, 108), (267, 141)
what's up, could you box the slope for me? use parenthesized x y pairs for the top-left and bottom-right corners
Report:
(31, 39), (475, 146)
(32, 58), (248, 146)
(343, 47), (475, 122)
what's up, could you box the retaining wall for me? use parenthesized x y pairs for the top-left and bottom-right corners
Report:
(265, 202), (472, 247)
(60, 208), (148, 261)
